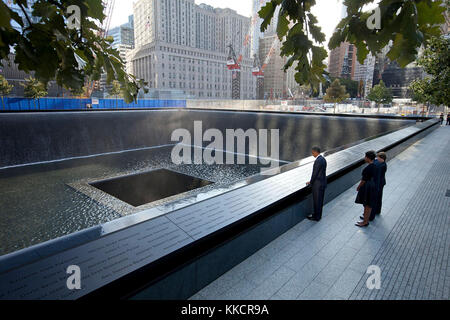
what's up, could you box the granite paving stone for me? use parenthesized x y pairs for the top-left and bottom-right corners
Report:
(190, 125), (449, 300)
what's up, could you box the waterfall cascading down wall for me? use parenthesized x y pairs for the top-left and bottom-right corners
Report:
(0, 109), (415, 168)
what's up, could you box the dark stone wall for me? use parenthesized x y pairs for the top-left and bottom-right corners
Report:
(0, 109), (414, 167)
(127, 121), (439, 300)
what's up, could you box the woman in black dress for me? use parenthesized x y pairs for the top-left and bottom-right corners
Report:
(355, 150), (377, 227)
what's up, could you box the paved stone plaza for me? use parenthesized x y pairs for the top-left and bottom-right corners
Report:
(190, 125), (449, 300)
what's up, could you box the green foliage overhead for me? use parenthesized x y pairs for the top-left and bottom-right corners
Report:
(330, 0), (446, 66)
(259, 0), (446, 89)
(0, 0), (147, 103)
(324, 79), (350, 103)
(367, 80), (393, 107)
(259, 0), (328, 90)
(409, 36), (449, 107)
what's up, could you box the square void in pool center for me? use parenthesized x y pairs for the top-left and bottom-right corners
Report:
(90, 169), (214, 207)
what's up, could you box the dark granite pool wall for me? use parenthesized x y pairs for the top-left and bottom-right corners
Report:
(78, 122), (438, 300)
(0, 109), (415, 167)
(95, 120), (439, 300)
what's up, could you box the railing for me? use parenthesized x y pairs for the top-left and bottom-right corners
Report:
(186, 99), (433, 116)
(0, 98), (186, 111)
(0, 97), (444, 117)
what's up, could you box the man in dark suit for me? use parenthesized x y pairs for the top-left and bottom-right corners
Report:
(306, 146), (327, 221)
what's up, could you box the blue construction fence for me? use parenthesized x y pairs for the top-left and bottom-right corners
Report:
(0, 98), (186, 111)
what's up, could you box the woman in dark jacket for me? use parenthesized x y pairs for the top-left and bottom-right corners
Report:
(355, 150), (377, 227)
(373, 152), (387, 216)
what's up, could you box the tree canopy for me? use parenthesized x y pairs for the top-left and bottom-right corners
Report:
(109, 79), (122, 108)
(259, 0), (446, 90)
(109, 80), (122, 97)
(0, 0), (147, 103)
(409, 77), (433, 105)
(324, 79), (350, 113)
(322, 77), (359, 98)
(1, 0), (446, 100)
(0, 75), (13, 97)
(367, 80), (393, 110)
(21, 76), (47, 99)
(324, 79), (349, 103)
(409, 36), (450, 107)
(21, 76), (47, 109)
(0, 75), (14, 109)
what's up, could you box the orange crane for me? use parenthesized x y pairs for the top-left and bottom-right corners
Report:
(101, 0), (116, 38)
(227, 44), (241, 99)
(85, 0), (116, 99)
(227, 44), (240, 70)
(251, 37), (278, 99)
(252, 54), (264, 99)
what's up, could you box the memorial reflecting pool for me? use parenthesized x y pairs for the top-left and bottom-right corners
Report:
(0, 146), (267, 255)
(0, 110), (415, 256)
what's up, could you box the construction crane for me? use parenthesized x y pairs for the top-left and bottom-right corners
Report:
(85, 0), (116, 99)
(226, 44), (240, 70)
(251, 37), (279, 100)
(252, 54), (264, 99)
(227, 44), (241, 99)
(101, 0), (116, 38)
(225, 3), (279, 100)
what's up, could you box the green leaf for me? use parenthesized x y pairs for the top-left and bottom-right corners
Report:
(259, 1), (276, 33)
(0, 0), (146, 103)
(276, 12), (290, 39)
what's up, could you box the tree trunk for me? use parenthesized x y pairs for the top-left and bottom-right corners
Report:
(377, 103), (380, 114)
(1, 96), (4, 110)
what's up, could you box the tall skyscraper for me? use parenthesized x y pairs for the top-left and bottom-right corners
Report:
(101, 16), (136, 91)
(258, 35), (287, 99)
(327, 2), (358, 80)
(378, 61), (425, 99)
(130, 0), (256, 99)
(253, 0), (301, 100)
(107, 15), (135, 73)
(251, 1), (280, 56)
(251, 0), (263, 57)
(370, 43), (426, 99)
(353, 53), (376, 98)
(328, 42), (357, 79)
(108, 15), (135, 48)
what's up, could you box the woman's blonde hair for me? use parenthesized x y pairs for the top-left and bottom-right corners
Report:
(377, 152), (387, 161)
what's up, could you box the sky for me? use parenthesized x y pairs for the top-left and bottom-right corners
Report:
(110, 0), (345, 49)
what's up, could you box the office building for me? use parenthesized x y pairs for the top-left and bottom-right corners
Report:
(258, 35), (287, 99)
(130, 0), (256, 99)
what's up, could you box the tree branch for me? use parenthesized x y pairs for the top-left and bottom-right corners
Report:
(17, 1), (33, 27)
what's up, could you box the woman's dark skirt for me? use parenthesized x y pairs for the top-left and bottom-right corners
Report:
(355, 180), (377, 208)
